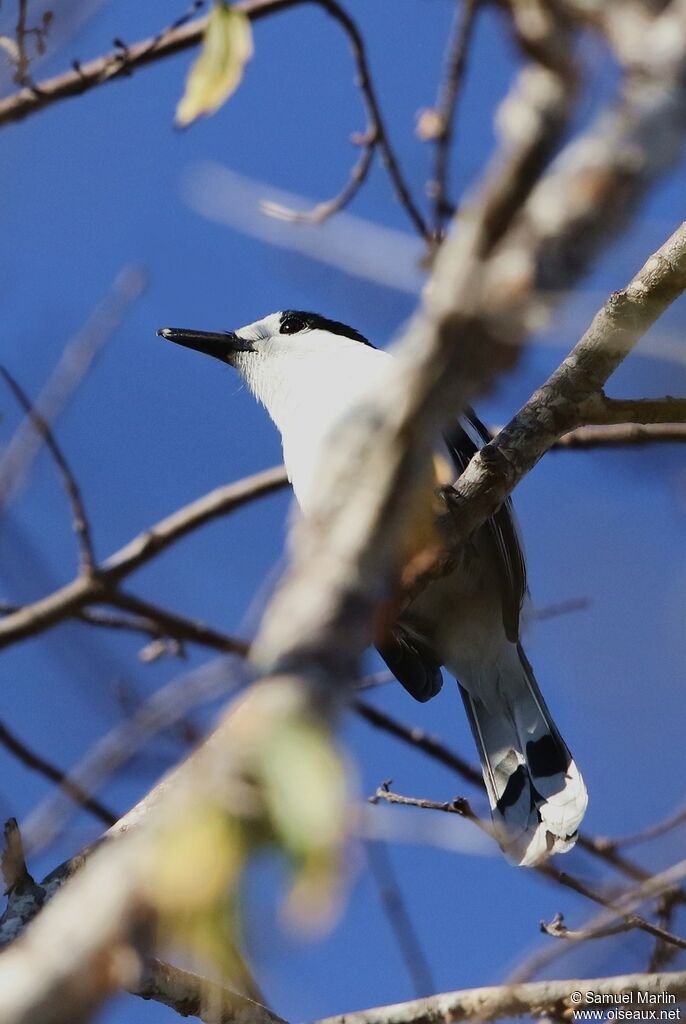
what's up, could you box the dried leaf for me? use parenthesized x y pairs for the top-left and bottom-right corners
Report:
(176, 3), (253, 127)
(260, 718), (348, 930)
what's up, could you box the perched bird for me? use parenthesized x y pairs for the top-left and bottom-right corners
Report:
(158, 310), (587, 866)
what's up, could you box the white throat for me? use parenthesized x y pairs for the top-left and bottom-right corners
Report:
(235, 336), (393, 513)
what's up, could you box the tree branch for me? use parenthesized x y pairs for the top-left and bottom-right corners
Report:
(0, 367), (96, 575)
(0, 465), (287, 652)
(439, 222), (686, 579)
(579, 395), (686, 427)
(552, 422), (686, 448)
(371, 788), (686, 955)
(0, 723), (116, 828)
(0, 0), (428, 238)
(261, 137), (375, 224)
(133, 957), (286, 1024)
(107, 590), (249, 658)
(312, 970), (686, 1024)
(422, 0), (480, 235)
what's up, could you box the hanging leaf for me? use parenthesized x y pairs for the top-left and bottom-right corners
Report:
(176, 3), (253, 128)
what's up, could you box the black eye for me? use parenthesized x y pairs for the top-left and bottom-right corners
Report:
(280, 314), (307, 335)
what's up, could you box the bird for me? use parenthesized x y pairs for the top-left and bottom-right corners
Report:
(158, 310), (587, 866)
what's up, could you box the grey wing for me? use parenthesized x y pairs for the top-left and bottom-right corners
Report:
(376, 627), (443, 703)
(443, 410), (527, 642)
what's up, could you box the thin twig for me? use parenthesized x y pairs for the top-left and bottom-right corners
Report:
(261, 138), (375, 223)
(424, 0), (480, 235)
(533, 597), (590, 620)
(354, 698), (482, 786)
(647, 893), (681, 973)
(366, 840), (435, 998)
(0, 366), (97, 575)
(0, 721), (117, 827)
(0, 0), (429, 239)
(0, 266), (146, 515)
(315, 0), (428, 238)
(356, 699), (650, 883)
(540, 865), (686, 953)
(107, 590), (249, 658)
(540, 911), (634, 943)
(373, 787), (686, 954)
(0, 465), (288, 651)
(611, 805), (686, 851)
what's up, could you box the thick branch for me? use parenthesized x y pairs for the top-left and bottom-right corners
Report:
(312, 971), (686, 1024)
(134, 958), (286, 1024)
(442, 223), (686, 558)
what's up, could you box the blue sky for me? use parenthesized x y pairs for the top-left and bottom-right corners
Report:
(2, 2), (686, 1021)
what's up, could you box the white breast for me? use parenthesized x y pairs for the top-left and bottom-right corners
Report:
(238, 336), (393, 515)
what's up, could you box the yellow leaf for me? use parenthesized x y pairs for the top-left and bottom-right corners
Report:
(260, 718), (349, 931)
(176, 3), (253, 127)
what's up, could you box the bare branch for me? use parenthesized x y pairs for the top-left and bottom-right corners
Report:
(370, 786), (482, 826)
(133, 958), (286, 1024)
(540, 911), (633, 943)
(579, 395), (686, 427)
(107, 590), (249, 658)
(0, 819), (45, 949)
(358, 699), (650, 884)
(2, 8), (686, 1020)
(366, 841), (435, 998)
(0, 266), (146, 516)
(0, 722), (117, 827)
(421, 0), (480, 234)
(0, 367), (96, 575)
(540, 868), (686, 954)
(313, 970), (686, 1024)
(552, 422), (686, 448)
(485, 421), (686, 449)
(371, 788), (686, 954)
(0, 0), (428, 238)
(440, 222), (686, 579)
(261, 138), (375, 224)
(0, 465), (287, 652)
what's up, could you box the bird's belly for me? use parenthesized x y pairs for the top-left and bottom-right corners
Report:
(402, 538), (509, 681)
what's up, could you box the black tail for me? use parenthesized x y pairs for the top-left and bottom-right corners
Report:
(459, 644), (587, 866)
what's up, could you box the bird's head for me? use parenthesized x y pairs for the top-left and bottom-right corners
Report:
(158, 310), (372, 367)
(158, 309), (377, 420)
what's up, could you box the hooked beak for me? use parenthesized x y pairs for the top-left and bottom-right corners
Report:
(157, 327), (254, 362)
